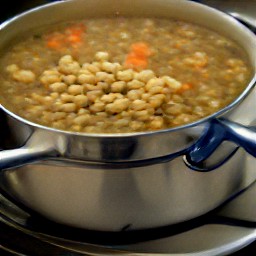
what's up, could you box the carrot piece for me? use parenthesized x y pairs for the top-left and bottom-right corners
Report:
(125, 56), (148, 69)
(65, 23), (86, 45)
(130, 42), (151, 57)
(47, 39), (61, 49)
(177, 83), (193, 94)
(124, 42), (151, 69)
(67, 34), (82, 44)
(46, 23), (86, 50)
(46, 33), (64, 49)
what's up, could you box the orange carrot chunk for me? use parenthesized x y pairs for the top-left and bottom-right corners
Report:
(177, 83), (193, 93)
(130, 42), (151, 57)
(46, 33), (64, 49)
(46, 23), (86, 50)
(125, 56), (148, 69)
(125, 42), (151, 70)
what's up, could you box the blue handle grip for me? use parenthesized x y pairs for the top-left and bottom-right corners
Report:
(185, 118), (256, 171)
(221, 119), (256, 157)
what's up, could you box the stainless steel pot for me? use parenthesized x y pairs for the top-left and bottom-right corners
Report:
(0, 0), (255, 231)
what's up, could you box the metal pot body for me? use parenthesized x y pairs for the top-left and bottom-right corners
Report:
(1, 150), (254, 231)
(0, 0), (255, 231)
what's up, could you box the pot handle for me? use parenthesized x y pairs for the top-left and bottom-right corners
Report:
(184, 118), (256, 172)
(0, 146), (58, 171)
(0, 130), (62, 171)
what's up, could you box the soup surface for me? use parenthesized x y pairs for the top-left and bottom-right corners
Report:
(0, 18), (252, 133)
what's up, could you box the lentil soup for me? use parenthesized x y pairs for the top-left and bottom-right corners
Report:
(0, 18), (252, 133)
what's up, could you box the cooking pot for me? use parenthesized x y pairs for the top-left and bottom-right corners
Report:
(0, 0), (255, 231)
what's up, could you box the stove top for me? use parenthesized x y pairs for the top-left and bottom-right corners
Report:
(0, 1), (256, 255)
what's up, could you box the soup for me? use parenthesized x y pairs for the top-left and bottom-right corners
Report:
(0, 18), (252, 133)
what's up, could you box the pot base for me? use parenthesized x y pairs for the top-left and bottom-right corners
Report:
(1, 150), (255, 231)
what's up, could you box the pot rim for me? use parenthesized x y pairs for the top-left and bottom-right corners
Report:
(0, 0), (255, 138)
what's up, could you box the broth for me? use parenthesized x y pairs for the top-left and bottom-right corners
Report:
(0, 18), (252, 133)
